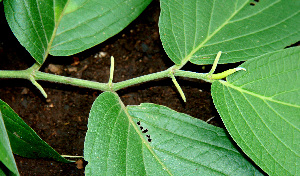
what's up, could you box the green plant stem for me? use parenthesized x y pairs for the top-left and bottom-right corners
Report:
(34, 71), (110, 91)
(0, 63), (41, 79)
(0, 66), (217, 93)
(0, 70), (30, 79)
(112, 69), (171, 91)
(174, 70), (212, 82)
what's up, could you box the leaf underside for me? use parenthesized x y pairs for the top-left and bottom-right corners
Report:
(84, 92), (263, 175)
(212, 47), (300, 176)
(159, 0), (300, 65)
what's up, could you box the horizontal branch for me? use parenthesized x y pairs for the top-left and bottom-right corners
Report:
(112, 69), (171, 91)
(34, 71), (110, 91)
(0, 70), (31, 79)
(0, 53), (244, 97)
(0, 66), (213, 93)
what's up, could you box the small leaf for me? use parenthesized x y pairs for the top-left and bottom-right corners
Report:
(4, 0), (151, 63)
(0, 111), (19, 176)
(84, 92), (263, 175)
(159, 0), (300, 65)
(0, 99), (70, 163)
(211, 47), (300, 176)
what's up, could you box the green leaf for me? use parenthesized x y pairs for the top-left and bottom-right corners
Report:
(0, 111), (19, 176)
(0, 99), (70, 163)
(211, 47), (300, 176)
(159, 0), (300, 66)
(4, 0), (61, 64)
(85, 92), (263, 175)
(4, 0), (151, 64)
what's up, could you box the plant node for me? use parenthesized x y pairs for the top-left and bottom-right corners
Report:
(207, 51), (246, 80)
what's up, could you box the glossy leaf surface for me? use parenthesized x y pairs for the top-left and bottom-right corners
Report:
(84, 92), (263, 175)
(4, 0), (151, 64)
(0, 99), (70, 163)
(212, 47), (300, 176)
(159, 0), (300, 65)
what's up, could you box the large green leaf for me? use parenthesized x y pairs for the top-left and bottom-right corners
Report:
(159, 0), (300, 65)
(211, 47), (300, 176)
(0, 111), (19, 176)
(4, 0), (151, 64)
(0, 99), (70, 163)
(84, 91), (263, 175)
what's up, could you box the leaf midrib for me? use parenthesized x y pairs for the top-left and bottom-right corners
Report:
(224, 85), (292, 174)
(221, 79), (299, 135)
(178, 0), (250, 68)
(220, 80), (300, 108)
(119, 96), (173, 175)
(203, 9), (299, 48)
(129, 109), (239, 153)
(42, 0), (71, 62)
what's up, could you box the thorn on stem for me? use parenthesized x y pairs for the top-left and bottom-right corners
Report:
(29, 76), (47, 98)
(208, 51), (222, 75)
(108, 56), (115, 88)
(170, 73), (186, 102)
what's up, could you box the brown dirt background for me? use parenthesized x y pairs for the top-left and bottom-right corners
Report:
(0, 1), (233, 175)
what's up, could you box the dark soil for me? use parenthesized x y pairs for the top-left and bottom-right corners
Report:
(0, 1), (225, 175)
